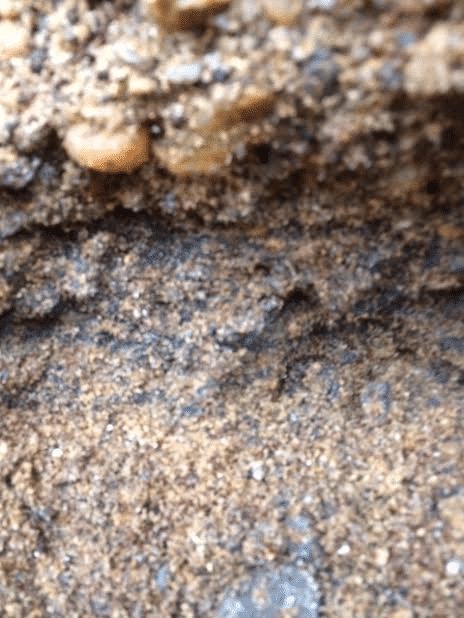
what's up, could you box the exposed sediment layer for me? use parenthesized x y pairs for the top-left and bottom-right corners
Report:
(0, 1), (463, 617)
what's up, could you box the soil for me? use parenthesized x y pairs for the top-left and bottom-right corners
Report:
(0, 0), (463, 616)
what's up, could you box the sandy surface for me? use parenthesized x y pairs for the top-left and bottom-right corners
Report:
(0, 0), (463, 617)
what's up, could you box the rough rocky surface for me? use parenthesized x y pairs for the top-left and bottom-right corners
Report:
(0, 0), (463, 617)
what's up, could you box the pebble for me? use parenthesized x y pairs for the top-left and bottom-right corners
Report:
(63, 123), (150, 173)
(0, 19), (30, 59)
(404, 24), (464, 96)
(336, 543), (350, 556)
(0, 440), (8, 458)
(440, 495), (464, 536)
(249, 461), (265, 481)
(208, 88), (276, 131)
(303, 49), (340, 100)
(127, 75), (157, 96)
(141, 0), (231, 31)
(310, 0), (335, 8)
(0, 0), (22, 19)
(164, 62), (203, 85)
(374, 547), (389, 567)
(260, 0), (303, 26)
(445, 559), (461, 576)
(204, 52), (231, 82)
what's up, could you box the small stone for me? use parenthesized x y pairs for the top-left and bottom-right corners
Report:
(207, 88), (276, 131)
(303, 49), (340, 100)
(260, 0), (303, 26)
(29, 47), (47, 74)
(64, 123), (150, 173)
(211, 66), (230, 82)
(155, 565), (170, 591)
(404, 24), (464, 96)
(440, 495), (464, 538)
(164, 62), (203, 85)
(374, 547), (389, 567)
(0, 19), (30, 59)
(154, 139), (230, 176)
(311, 0), (335, 7)
(141, 0), (231, 31)
(114, 44), (146, 67)
(0, 440), (9, 458)
(336, 543), (350, 556)
(0, 0), (22, 19)
(167, 102), (186, 127)
(249, 461), (265, 481)
(446, 559), (461, 576)
(127, 75), (157, 96)
(204, 52), (230, 82)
